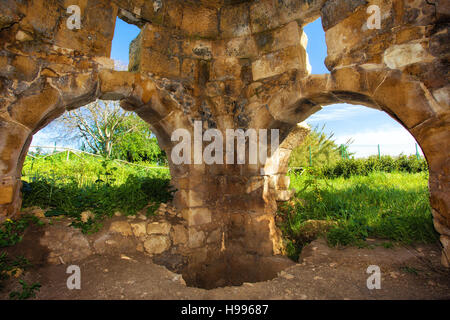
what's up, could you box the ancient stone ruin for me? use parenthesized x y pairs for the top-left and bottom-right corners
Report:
(0, 0), (449, 286)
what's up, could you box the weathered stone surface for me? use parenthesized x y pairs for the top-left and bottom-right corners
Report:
(384, 43), (434, 69)
(188, 228), (206, 249)
(144, 235), (171, 255)
(147, 221), (171, 235)
(252, 45), (307, 81)
(207, 229), (222, 244)
(171, 224), (188, 245)
(321, 0), (366, 31)
(0, 0), (448, 268)
(40, 222), (92, 264)
(130, 221), (147, 238)
(109, 221), (133, 237)
(183, 208), (212, 226)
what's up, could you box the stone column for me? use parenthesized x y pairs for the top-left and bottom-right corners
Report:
(0, 119), (32, 222)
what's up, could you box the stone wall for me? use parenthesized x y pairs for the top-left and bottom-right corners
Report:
(0, 0), (448, 267)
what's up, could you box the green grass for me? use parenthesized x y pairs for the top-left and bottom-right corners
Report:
(279, 170), (438, 260)
(19, 152), (438, 262)
(21, 153), (173, 233)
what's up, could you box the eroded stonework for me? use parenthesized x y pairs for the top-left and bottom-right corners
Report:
(0, 0), (449, 269)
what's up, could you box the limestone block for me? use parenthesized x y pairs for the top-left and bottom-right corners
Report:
(275, 189), (294, 201)
(250, 0), (279, 33)
(171, 224), (188, 245)
(177, 190), (204, 208)
(8, 87), (62, 130)
(147, 221), (171, 235)
(139, 49), (180, 78)
(144, 235), (171, 255)
(180, 5), (218, 38)
(245, 176), (265, 194)
(181, 58), (198, 80)
(139, 23), (171, 54)
(99, 70), (135, 100)
(92, 232), (136, 255)
(384, 43), (434, 70)
(411, 116), (450, 173)
(183, 208), (212, 226)
(255, 21), (302, 55)
(0, 181), (14, 205)
(252, 45), (307, 81)
(0, 1), (20, 30)
(40, 223), (92, 264)
(11, 55), (40, 81)
(182, 39), (213, 60)
(109, 221), (133, 236)
(130, 221), (147, 237)
(373, 72), (435, 129)
(188, 228), (206, 249)
(277, 0), (324, 26)
(394, 26), (426, 45)
(219, 3), (251, 38)
(54, 0), (118, 57)
(214, 36), (258, 59)
(19, 0), (62, 39)
(321, 0), (366, 31)
(276, 175), (291, 190)
(0, 119), (31, 176)
(206, 229), (222, 244)
(210, 57), (241, 81)
(261, 148), (292, 175)
(432, 86), (450, 109)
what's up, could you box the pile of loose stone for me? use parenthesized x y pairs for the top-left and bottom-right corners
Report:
(23, 203), (192, 267)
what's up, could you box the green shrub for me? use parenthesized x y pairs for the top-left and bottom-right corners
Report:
(21, 153), (174, 233)
(278, 171), (437, 259)
(305, 155), (428, 179)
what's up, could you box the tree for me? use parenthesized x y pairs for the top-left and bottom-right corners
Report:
(57, 100), (129, 157)
(289, 124), (353, 168)
(111, 113), (167, 165)
(55, 100), (166, 163)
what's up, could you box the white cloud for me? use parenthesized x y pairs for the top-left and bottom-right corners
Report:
(308, 104), (374, 122)
(335, 127), (423, 158)
(114, 60), (128, 71)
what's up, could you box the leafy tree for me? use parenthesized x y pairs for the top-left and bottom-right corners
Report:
(112, 113), (167, 165)
(55, 100), (166, 163)
(289, 124), (353, 168)
(57, 100), (128, 158)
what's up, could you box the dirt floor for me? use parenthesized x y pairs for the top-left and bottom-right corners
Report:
(1, 235), (449, 300)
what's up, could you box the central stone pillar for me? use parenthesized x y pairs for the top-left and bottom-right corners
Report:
(162, 123), (310, 287)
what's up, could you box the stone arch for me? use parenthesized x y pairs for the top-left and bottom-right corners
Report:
(0, 0), (448, 273)
(265, 66), (449, 266)
(0, 68), (180, 217)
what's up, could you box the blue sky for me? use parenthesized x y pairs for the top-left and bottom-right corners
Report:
(34, 17), (422, 157)
(303, 19), (422, 157)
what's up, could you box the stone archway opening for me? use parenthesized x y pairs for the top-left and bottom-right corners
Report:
(0, 0), (448, 296)
(281, 102), (435, 259)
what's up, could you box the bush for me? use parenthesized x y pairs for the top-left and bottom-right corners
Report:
(306, 155), (428, 179)
(21, 153), (174, 233)
(279, 170), (438, 258)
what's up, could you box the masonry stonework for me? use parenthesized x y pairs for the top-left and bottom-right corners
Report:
(0, 0), (449, 271)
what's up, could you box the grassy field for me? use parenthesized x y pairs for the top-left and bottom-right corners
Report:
(279, 170), (437, 260)
(18, 152), (437, 256)
(21, 153), (172, 233)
